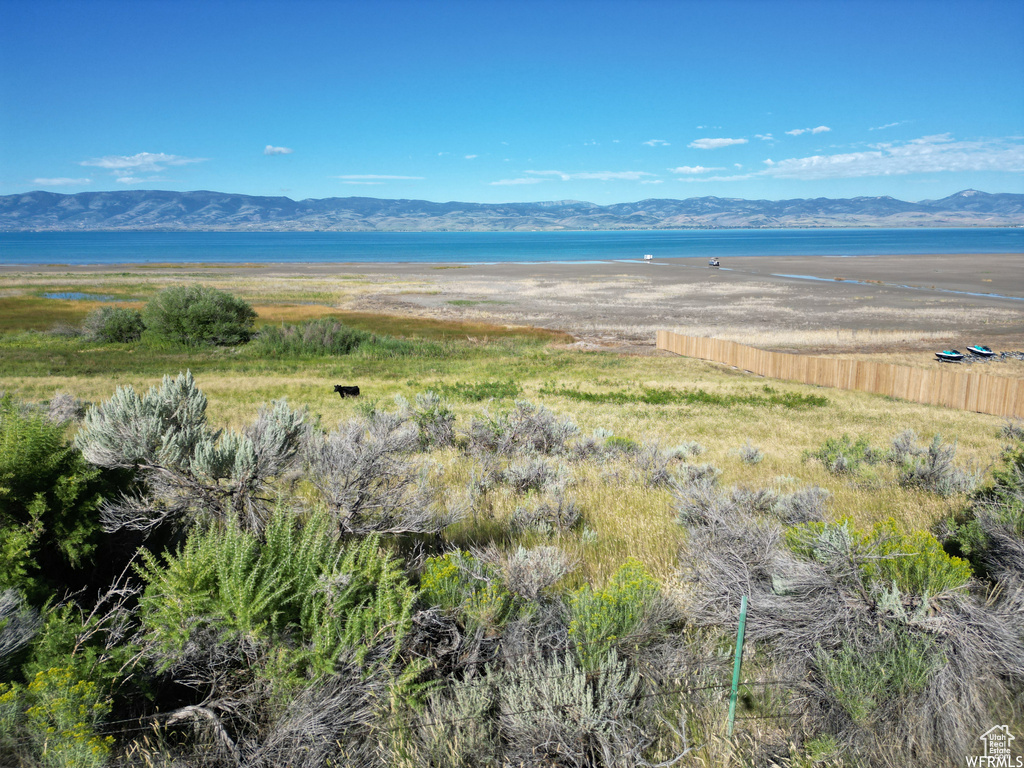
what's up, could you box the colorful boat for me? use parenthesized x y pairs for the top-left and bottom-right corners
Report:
(935, 350), (964, 362)
(967, 345), (995, 357)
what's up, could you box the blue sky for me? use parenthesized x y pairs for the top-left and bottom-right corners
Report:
(2, 0), (1022, 204)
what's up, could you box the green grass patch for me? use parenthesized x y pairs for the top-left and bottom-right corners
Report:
(539, 382), (828, 409)
(428, 379), (523, 402)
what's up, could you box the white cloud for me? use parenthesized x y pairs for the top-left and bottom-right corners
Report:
(786, 126), (831, 137)
(33, 177), (91, 186)
(114, 175), (166, 185)
(332, 174), (425, 180)
(765, 136), (1022, 179)
(640, 179), (664, 184)
(643, 139), (670, 147)
(870, 121), (905, 131)
(525, 169), (656, 181)
(681, 134), (1024, 182)
(688, 137), (748, 150)
(755, 133), (774, 141)
(669, 165), (724, 174)
(908, 133), (954, 145)
(264, 145), (293, 155)
(79, 152), (206, 172)
(489, 178), (544, 186)
(465, 154), (478, 160)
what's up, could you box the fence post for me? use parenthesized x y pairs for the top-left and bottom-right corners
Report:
(726, 595), (748, 737)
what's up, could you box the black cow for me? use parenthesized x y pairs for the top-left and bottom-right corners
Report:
(334, 385), (360, 398)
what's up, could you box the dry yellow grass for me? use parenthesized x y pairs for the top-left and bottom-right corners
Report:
(6, 345), (1006, 582)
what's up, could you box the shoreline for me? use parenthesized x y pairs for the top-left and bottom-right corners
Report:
(3, 252), (1022, 357)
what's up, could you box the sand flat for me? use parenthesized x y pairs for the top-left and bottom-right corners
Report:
(4, 253), (1022, 357)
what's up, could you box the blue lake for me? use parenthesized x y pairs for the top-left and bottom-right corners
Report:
(1, 228), (1021, 265)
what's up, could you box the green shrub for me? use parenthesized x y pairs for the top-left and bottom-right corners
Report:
(501, 456), (565, 493)
(567, 557), (661, 670)
(0, 396), (110, 599)
(467, 400), (578, 456)
(737, 441), (765, 464)
(142, 285), (256, 347)
(420, 551), (517, 634)
(254, 318), (372, 356)
(398, 391), (456, 449)
(861, 519), (972, 594)
(76, 373), (308, 533)
(893, 433), (979, 497)
(804, 433), (882, 475)
(406, 651), (647, 766)
(24, 599), (141, 697)
(817, 625), (943, 724)
(944, 444), (1024, 573)
(604, 435), (640, 453)
(1000, 418), (1024, 443)
(82, 305), (144, 343)
(786, 517), (972, 595)
(137, 510), (416, 674)
(2, 667), (114, 768)
(977, 443), (1024, 521)
(494, 650), (644, 765)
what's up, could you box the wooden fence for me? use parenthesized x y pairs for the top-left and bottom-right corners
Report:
(657, 330), (1024, 418)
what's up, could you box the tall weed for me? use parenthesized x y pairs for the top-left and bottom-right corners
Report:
(254, 318), (371, 356)
(420, 551), (518, 634)
(567, 557), (662, 670)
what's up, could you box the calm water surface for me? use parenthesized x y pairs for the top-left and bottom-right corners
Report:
(1, 229), (1021, 265)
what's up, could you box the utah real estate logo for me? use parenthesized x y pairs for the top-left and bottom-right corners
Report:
(967, 725), (1022, 767)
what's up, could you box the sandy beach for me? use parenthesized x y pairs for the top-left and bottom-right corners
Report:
(5, 252), (1023, 357)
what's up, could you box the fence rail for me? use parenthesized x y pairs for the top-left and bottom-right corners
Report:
(657, 331), (1024, 418)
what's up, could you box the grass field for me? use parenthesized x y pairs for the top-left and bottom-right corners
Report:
(0, 275), (1010, 586)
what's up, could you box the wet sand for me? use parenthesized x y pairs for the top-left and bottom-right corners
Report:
(5, 252), (1023, 355)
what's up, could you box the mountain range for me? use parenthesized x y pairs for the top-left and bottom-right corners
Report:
(1, 189), (1022, 232)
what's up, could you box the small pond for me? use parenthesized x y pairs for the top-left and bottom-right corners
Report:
(42, 292), (121, 301)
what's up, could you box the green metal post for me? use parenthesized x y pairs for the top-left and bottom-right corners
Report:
(726, 595), (748, 737)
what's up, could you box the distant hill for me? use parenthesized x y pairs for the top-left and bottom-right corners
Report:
(1, 189), (1022, 231)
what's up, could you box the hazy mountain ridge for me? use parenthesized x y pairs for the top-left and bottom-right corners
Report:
(2, 189), (1022, 231)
